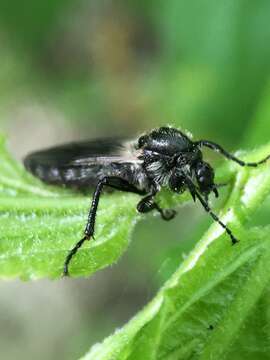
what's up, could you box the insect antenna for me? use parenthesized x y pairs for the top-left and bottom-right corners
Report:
(196, 140), (270, 167)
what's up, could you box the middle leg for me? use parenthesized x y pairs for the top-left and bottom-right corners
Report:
(137, 194), (177, 221)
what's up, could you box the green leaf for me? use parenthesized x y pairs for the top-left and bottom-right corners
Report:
(81, 226), (270, 360)
(81, 143), (270, 360)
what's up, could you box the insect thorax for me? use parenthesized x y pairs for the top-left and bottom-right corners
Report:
(144, 158), (173, 186)
(137, 127), (197, 187)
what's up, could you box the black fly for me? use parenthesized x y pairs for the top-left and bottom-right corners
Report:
(24, 127), (270, 276)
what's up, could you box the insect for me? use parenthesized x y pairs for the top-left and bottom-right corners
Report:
(24, 126), (270, 276)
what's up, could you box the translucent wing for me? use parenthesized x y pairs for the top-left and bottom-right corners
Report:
(24, 138), (140, 188)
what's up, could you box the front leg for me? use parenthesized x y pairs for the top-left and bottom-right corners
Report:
(137, 194), (177, 221)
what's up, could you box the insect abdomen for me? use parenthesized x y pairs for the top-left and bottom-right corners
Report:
(24, 154), (148, 191)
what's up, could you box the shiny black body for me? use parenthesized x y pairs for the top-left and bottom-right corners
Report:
(24, 126), (270, 276)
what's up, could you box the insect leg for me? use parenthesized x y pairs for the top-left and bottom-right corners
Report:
(137, 191), (177, 221)
(63, 177), (143, 276)
(185, 176), (238, 244)
(155, 204), (177, 221)
(196, 140), (270, 167)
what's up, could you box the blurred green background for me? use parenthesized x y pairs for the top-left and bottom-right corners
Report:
(0, 1), (270, 359)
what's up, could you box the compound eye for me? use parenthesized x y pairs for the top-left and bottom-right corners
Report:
(199, 164), (213, 180)
(169, 173), (185, 193)
(195, 161), (214, 192)
(199, 176), (204, 184)
(200, 163), (210, 174)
